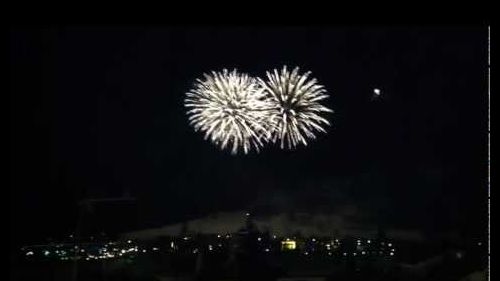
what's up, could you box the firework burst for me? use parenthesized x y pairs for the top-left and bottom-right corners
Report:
(184, 69), (272, 154)
(258, 66), (333, 149)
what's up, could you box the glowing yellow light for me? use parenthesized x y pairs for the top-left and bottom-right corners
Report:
(281, 240), (296, 250)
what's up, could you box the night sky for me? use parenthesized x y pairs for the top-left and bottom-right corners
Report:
(9, 26), (488, 247)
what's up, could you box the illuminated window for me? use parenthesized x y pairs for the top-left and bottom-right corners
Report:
(281, 240), (296, 250)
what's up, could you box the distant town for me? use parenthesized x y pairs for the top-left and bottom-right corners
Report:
(19, 233), (397, 262)
(14, 213), (486, 280)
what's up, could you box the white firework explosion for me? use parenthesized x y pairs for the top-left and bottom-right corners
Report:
(184, 69), (272, 154)
(258, 66), (333, 149)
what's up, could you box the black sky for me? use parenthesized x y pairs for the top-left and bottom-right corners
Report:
(9, 26), (488, 246)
